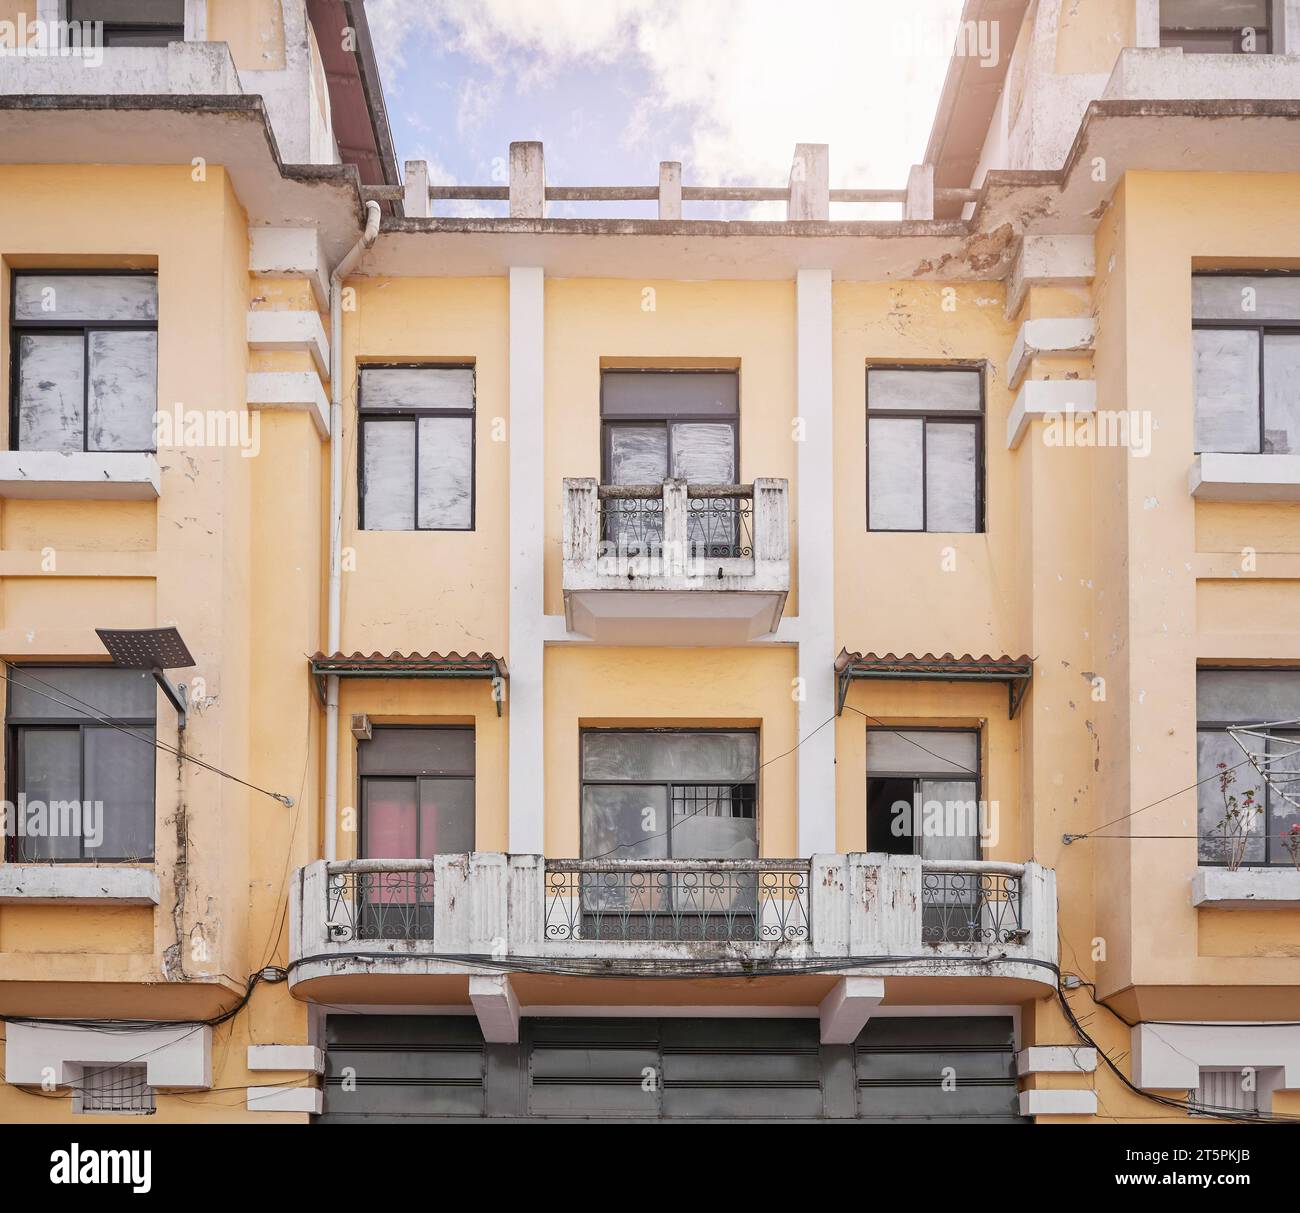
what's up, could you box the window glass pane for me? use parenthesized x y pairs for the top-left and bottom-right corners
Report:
(362, 419), (416, 530)
(88, 330), (156, 451)
(608, 425), (668, 484)
(15, 728), (82, 861)
(867, 729), (978, 777)
(1161, 0), (1269, 29)
(69, 0), (185, 24)
(363, 778), (418, 858)
(360, 367), (474, 411)
(416, 416), (472, 529)
(917, 779), (980, 861)
(925, 422), (977, 532)
(1197, 729), (1266, 865)
(868, 417), (923, 530)
(670, 785), (758, 859)
(1263, 333), (1300, 455)
(670, 422), (734, 483)
(85, 726), (155, 861)
(1193, 329), (1260, 453)
(8, 666), (156, 721)
(417, 777), (475, 855)
(602, 371), (738, 417)
(1197, 669), (1300, 723)
(868, 369), (981, 412)
(1194, 276), (1300, 321)
(359, 728), (474, 776)
(13, 274), (157, 322)
(581, 784), (670, 860)
(582, 731), (758, 782)
(18, 333), (84, 452)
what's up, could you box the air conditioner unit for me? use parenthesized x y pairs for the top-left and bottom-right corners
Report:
(350, 713), (372, 741)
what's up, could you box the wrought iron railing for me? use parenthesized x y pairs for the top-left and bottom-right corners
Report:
(921, 863), (1024, 945)
(597, 483), (754, 561)
(544, 859), (810, 944)
(326, 862), (436, 942)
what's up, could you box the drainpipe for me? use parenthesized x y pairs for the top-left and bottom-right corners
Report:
(325, 200), (380, 862)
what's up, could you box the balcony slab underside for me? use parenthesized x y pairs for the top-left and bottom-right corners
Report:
(563, 585), (788, 644)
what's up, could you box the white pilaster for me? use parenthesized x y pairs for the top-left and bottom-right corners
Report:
(796, 268), (836, 856)
(509, 266), (546, 854)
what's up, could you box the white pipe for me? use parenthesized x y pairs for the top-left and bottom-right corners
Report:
(325, 200), (380, 862)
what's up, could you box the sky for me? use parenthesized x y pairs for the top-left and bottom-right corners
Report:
(365, 0), (969, 220)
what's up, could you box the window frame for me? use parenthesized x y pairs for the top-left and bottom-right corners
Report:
(1192, 271), (1300, 456)
(1159, 0), (1274, 53)
(578, 726), (760, 859)
(356, 362), (477, 533)
(865, 725), (983, 856)
(599, 369), (741, 487)
(357, 724), (476, 859)
(865, 363), (986, 534)
(8, 269), (159, 455)
(4, 663), (157, 864)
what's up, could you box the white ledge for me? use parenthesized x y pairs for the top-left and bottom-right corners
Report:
(1018, 1089), (1097, 1117)
(1007, 380), (1097, 450)
(0, 864), (159, 905)
(1189, 453), (1300, 502)
(1008, 318), (1095, 388)
(246, 310), (329, 375)
(1192, 866), (1300, 909)
(1017, 1046), (1097, 1076)
(247, 1045), (324, 1074)
(247, 1084), (322, 1114)
(0, 451), (160, 500)
(246, 371), (329, 438)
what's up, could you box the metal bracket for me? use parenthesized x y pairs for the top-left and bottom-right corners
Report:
(152, 669), (188, 730)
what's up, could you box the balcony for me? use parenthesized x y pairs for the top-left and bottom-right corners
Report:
(289, 854), (1057, 999)
(562, 477), (789, 644)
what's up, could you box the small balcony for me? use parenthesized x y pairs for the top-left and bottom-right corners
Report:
(562, 477), (789, 644)
(289, 854), (1057, 1000)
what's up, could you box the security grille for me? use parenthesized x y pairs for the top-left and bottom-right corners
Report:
(1193, 1068), (1260, 1117)
(73, 1064), (156, 1115)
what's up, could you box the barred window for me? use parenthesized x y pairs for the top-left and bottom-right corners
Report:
(73, 1064), (156, 1115)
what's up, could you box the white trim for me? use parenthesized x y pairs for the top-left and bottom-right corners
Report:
(6, 1022), (211, 1088)
(796, 268), (837, 855)
(1134, 0), (1160, 49)
(1007, 317), (1095, 388)
(246, 1084), (321, 1115)
(1019, 1089), (1097, 1116)
(184, 0), (208, 42)
(246, 1045), (323, 1074)
(1133, 1022), (1300, 1090)
(249, 227), (330, 311)
(0, 451), (160, 501)
(246, 370), (329, 437)
(246, 309), (329, 376)
(1007, 379), (1097, 449)
(507, 267), (546, 854)
(469, 974), (521, 1043)
(0, 864), (159, 905)
(1189, 453), (1300, 502)
(1017, 1045), (1097, 1076)
(819, 977), (885, 1043)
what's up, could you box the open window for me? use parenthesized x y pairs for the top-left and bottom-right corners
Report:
(866, 367), (983, 533)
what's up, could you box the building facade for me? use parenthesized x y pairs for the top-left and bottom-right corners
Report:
(0, 0), (1299, 1123)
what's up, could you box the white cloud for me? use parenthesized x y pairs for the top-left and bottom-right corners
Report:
(367, 0), (967, 193)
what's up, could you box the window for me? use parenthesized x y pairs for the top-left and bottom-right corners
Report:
(865, 728), (981, 858)
(11, 272), (158, 453)
(866, 367), (983, 532)
(1196, 670), (1300, 866)
(68, 1), (186, 47)
(359, 727), (475, 858)
(1160, 0), (1272, 53)
(580, 730), (757, 861)
(359, 366), (475, 530)
(1192, 1068), (1260, 1118)
(73, 1063), (156, 1115)
(1193, 275), (1300, 454)
(5, 666), (156, 863)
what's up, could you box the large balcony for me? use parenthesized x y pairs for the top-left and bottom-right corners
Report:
(561, 478), (789, 644)
(289, 854), (1057, 997)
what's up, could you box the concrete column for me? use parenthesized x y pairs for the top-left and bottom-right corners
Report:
(904, 163), (934, 220)
(470, 975), (521, 1043)
(796, 269), (837, 855)
(403, 159), (429, 218)
(819, 976), (884, 1043)
(508, 267), (546, 854)
(788, 144), (829, 221)
(658, 161), (682, 220)
(509, 141), (545, 218)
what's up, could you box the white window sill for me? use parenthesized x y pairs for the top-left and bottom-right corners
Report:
(1189, 453), (1300, 502)
(0, 451), (160, 500)
(0, 864), (159, 905)
(1192, 866), (1300, 909)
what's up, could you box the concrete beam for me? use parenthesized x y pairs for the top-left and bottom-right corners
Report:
(904, 163), (934, 220)
(658, 161), (682, 220)
(1007, 317), (1095, 388)
(1005, 235), (1095, 320)
(1189, 453), (1300, 502)
(403, 158), (430, 218)
(788, 143), (829, 221)
(246, 308), (329, 375)
(248, 226), (329, 310)
(818, 976), (885, 1043)
(0, 451), (160, 500)
(470, 974), (521, 1043)
(246, 370), (330, 437)
(1007, 379), (1097, 450)
(0, 864), (160, 905)
(509, 141), (545, 218)
(1019, 1089), (1097, 1116)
